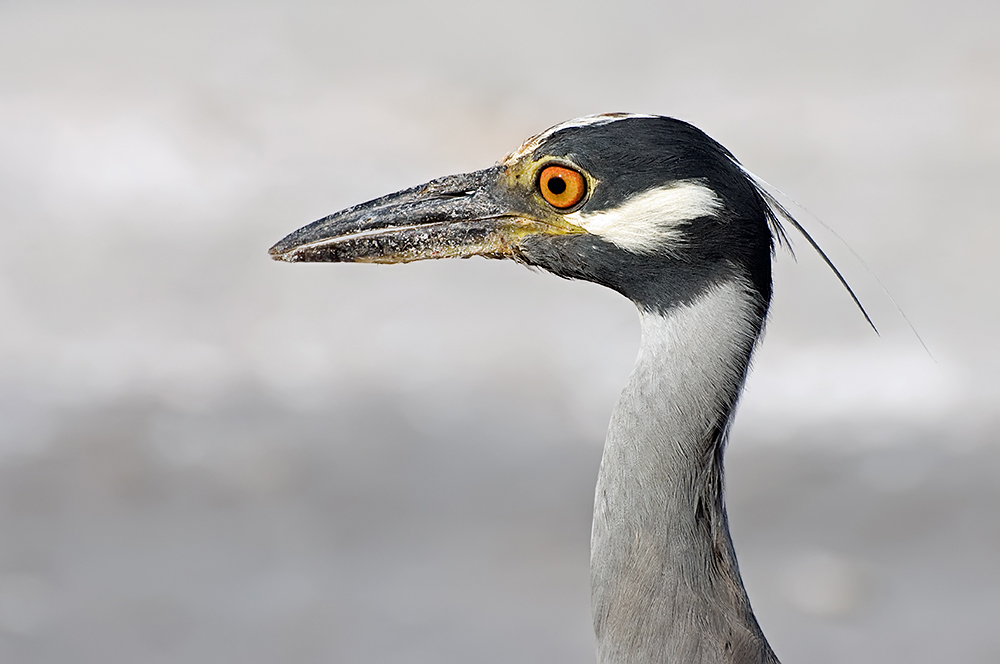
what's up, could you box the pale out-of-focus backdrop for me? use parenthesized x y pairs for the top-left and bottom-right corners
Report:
(1, 1), (998, 662)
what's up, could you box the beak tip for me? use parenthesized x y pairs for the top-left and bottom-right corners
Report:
(268, 243), (297, 262)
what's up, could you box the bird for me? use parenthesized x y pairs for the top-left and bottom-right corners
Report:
(269, 113), (860, 663)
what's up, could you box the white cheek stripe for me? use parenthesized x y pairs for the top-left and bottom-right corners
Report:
(564, 180), (722, 255)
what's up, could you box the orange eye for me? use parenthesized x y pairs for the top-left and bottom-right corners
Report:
(538, 165), (586, 209)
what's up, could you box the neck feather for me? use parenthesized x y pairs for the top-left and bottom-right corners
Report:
(591, 277), (778, 664)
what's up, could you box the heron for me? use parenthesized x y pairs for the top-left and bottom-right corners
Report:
(270, 114), (865, 663)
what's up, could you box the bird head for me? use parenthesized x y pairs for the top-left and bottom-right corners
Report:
(269, 114), (780, 314)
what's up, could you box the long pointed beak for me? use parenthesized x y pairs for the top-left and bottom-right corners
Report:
(269, 166), (581, 264)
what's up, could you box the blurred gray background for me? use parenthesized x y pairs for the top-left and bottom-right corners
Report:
(1, 1), (998, 662)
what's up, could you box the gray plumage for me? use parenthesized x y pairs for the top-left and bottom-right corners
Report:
(592, 284), (776, 663)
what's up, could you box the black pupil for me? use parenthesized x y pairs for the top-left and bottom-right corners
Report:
(547, 176), (567, 195)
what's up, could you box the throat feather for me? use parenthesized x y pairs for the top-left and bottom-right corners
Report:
(590, 278), (777, 664)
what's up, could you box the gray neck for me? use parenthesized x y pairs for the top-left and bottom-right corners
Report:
(591, 278), (778, 664)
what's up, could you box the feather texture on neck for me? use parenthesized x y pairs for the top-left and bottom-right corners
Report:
(591, 277), (779, 664)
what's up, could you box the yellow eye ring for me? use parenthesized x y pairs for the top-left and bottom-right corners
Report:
(538, 165), (587, 209)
